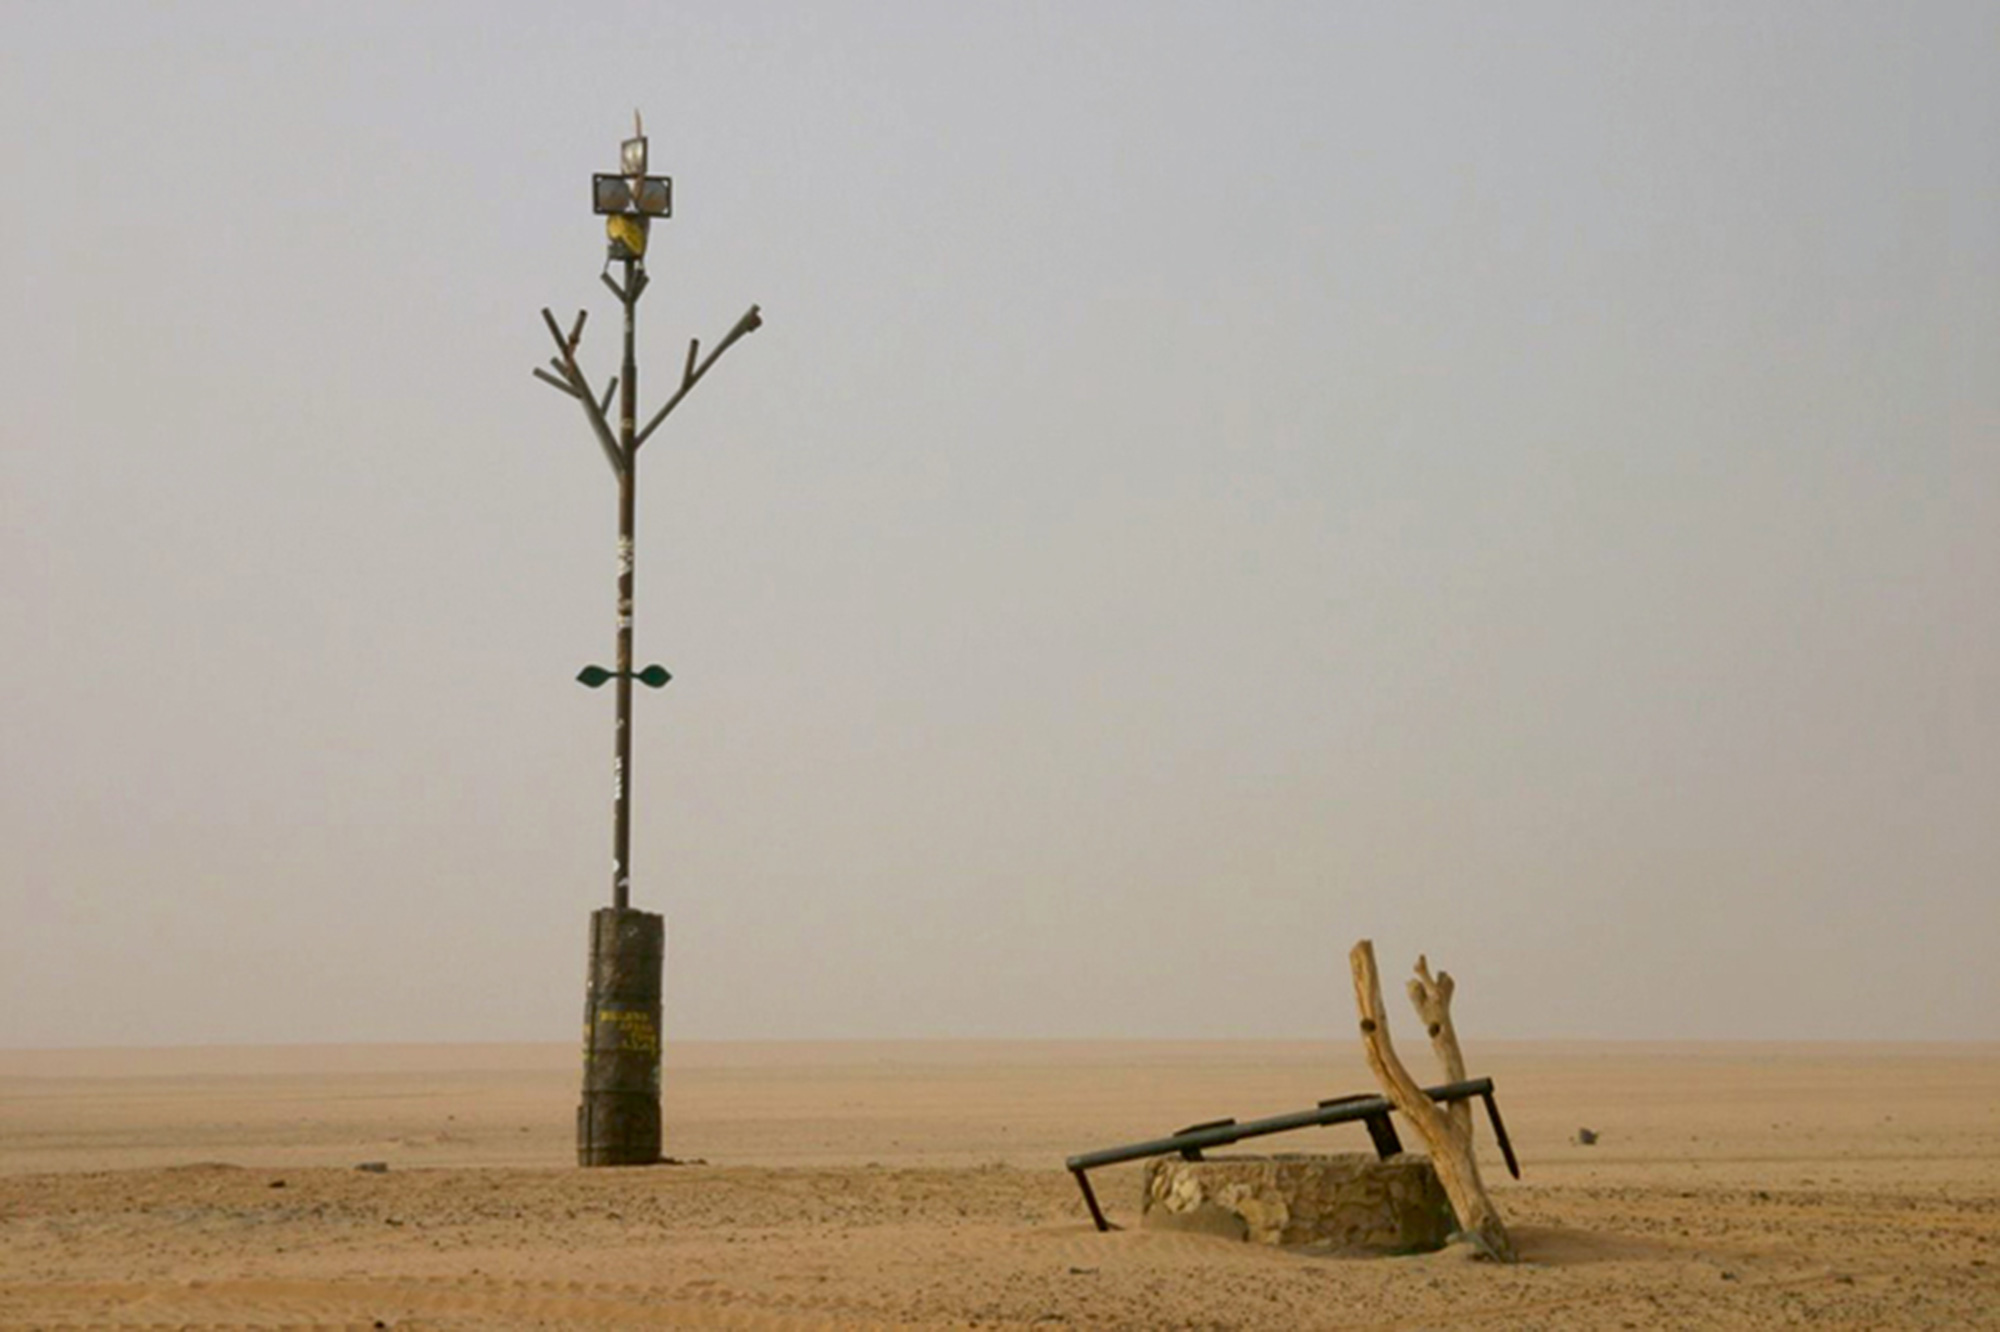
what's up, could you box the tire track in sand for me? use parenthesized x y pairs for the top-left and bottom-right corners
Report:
(0, 1275), (916, 1330)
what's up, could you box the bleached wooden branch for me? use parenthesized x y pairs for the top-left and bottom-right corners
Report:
(1408, 954), (1472, 1142)
(1350, 939), (1516, 1262)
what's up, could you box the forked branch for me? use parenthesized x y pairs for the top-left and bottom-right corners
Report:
(633, 304), (763, 450)
(1408, 955), (1471, 1142)
(1350, 940), (1516, 1262)
(537, 307), (623, 476)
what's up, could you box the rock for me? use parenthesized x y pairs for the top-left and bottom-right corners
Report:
(355, 1161), (390, 1173)
(1140, 1153), (1456, 1254)
(1574, 1128), (1599, 1146)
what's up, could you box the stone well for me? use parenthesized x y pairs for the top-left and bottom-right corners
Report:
(1141, 1153), (1456, 1254)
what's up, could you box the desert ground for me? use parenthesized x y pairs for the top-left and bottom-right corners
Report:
(2, 1039), (1996, 1328)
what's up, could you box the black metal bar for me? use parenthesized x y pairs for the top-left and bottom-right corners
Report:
(1174, 1118), (1234, 1161)
(1064, 1077), (1506, 1232)
(1481, 1090), (1521, 1180)
(1363, 1111), (1404, 1160)
(1071, 1168), (1115, 1232)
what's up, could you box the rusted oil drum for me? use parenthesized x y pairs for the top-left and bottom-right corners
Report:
(577, 906), (664, 1166)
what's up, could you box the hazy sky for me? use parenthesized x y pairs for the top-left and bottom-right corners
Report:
(4, 2), (1995, 1048)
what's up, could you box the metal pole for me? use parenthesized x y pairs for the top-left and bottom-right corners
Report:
(530, 123), (761, 1165)
(613, 257), (638, 911)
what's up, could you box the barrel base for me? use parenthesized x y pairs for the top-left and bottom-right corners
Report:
(577, 907), (665, 1168)
(577, 1093), (662, 1167)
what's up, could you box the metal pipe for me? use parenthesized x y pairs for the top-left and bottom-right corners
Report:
(611, 258), (639, 911)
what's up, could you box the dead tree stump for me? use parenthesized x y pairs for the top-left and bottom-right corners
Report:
(1349, 939), (1517, 1262)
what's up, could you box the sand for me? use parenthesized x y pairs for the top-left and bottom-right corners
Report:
(2, 1040), (1996, 1328)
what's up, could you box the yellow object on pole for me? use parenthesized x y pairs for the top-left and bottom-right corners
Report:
(607, 213), (650, 259)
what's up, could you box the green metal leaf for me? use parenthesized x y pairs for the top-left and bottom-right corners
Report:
(576, 665), (613, 688)
(635, 665), (672, 688)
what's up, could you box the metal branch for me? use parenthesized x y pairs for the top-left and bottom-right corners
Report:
(532, 367), (582, 398)
(541, 306), (624, 475)
(632, 304), (763, 451)
(600, 270), (649, 308)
